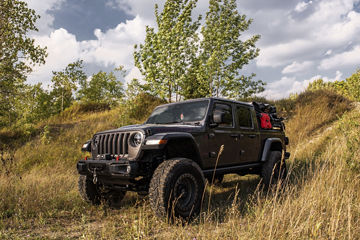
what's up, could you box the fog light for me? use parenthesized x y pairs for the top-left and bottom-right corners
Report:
(126, 165), (131, 174)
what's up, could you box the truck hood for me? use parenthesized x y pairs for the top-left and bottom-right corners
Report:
(95, 123), (204, 136)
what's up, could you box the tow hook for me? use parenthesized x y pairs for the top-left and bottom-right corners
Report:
(93, 168), (98, 184)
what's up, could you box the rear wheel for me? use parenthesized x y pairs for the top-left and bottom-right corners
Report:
(149, 158), (205, 220)
(261, 151), (287, 188)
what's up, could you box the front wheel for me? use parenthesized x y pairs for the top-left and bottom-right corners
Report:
(149, 158), (205, 220)
(78, 175), (101, 205)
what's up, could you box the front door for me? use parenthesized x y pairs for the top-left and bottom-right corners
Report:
(207, 102), (239, 168)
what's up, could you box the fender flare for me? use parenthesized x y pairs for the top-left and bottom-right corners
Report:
(142, 132), (201, 162)
(261, 138), (283, 162)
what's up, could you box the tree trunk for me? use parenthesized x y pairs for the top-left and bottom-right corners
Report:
(61, 89), (64, 112)
(168, 84), (172, 103)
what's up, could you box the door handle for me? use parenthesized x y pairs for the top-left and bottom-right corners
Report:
(230, 134), (239, 138)
(248, 134), (256, 138)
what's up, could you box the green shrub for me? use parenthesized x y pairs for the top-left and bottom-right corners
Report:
(127, 93), (166, 121)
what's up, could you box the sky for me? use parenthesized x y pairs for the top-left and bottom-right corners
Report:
(24, 0), (360, 99)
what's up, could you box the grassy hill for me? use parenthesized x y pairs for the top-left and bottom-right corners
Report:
(1, 91), (359, 239)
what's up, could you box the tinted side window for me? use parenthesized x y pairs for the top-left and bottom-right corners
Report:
(214, 103), (233, 127)
(236, 105), (253, 128)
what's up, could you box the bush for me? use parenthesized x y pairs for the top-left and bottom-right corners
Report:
(127, 93), (166, 121)
(286, 89), (352, 147)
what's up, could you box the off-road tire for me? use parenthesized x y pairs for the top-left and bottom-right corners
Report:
(261, 151), (287, 188)
(149, 158), (205, 220)
(78, 175), (101, 205)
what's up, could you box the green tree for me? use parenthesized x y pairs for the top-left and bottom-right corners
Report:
(307, 70), (360, 101)
(13, 83), (53, 124)
(125, 78), (150, 100)
(51, 60), (86, 113)
(78, 66), (125, 106)
(134, 0), (201, 102)
(345, 69), (360, 101)
(195, 0), (264, 99)
(307, 79), (328, 91)
(134, 0), (263, 101)
(0, 0), (47, 127)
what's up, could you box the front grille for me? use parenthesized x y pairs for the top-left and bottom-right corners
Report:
(94, 132), (130, 157)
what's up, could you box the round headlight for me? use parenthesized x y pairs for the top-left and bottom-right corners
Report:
(131, 132), (143, 147)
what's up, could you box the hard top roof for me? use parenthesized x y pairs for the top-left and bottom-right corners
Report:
(154, 97), (253, 108)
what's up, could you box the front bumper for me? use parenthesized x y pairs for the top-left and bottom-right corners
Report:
(77, 159), (139, 185)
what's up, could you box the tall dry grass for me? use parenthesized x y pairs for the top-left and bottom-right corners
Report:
(1, 91), (359, 239)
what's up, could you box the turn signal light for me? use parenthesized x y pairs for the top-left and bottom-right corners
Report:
(146, 139), (168, 145)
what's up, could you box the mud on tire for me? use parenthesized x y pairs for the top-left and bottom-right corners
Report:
(261, 151), (287, 188)
(149, 158), (205, 220)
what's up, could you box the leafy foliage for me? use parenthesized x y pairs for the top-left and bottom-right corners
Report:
(194, 0), (264, 99)
(51, 60), (86, 113)
(78, 66), (125, 106)
(307, 70), (360, 101)
(127, 93), (166, 120)
(0, 0), (47, 127)
(135, 0), (263, 101)
(134, 0), (201, 102)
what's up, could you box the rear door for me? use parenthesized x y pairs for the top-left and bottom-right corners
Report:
(234, 105), (261, 163)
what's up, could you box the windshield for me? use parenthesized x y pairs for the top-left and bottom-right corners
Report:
(146, 100), (209, 124)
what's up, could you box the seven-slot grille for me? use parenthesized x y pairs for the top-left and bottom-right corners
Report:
(94, 132), (130, 156)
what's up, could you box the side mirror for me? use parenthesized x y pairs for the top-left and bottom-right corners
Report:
(213, 111), (225, 124)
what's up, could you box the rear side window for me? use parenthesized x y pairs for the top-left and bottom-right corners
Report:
(213, 103), (233, 127)
(236, 105), (253, 128)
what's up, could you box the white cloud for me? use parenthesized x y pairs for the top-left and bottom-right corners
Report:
(83, 15), (148, 67)
(28, 15), (149, 85)
(124, 67), (143, 85)
(282, 61), (313, 74)
(25, 0), (65, 34)
(259, 71), (343, 99)
(294, 1), (313, 12)
(259, 77), (297, 99)
(325, 49), (332, 56)
(256, 0), (360, 68)
(28, 28), (81, 86)
(110, 0), (165, 20)
(319, 45), (360, 70)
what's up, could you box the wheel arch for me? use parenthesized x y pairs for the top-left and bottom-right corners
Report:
(143, 132), (203, 168)
(261, 138), (284, 162)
